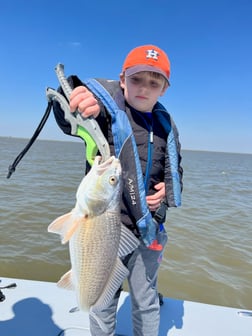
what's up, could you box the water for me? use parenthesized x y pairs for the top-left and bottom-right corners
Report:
(1, 137), (252, 310)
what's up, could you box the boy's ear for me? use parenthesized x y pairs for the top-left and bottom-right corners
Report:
(160, 81), (169, 96)
(119, 72), (126, 89)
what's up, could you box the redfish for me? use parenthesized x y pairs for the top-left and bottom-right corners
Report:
(48, 156), (139, 329)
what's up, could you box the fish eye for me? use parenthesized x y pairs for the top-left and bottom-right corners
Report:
(109, 175), (118, 185)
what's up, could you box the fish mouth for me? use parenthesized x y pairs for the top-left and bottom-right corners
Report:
(95, 156), (121, 175)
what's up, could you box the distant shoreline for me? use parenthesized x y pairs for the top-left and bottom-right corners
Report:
(1, 135), (251, 155)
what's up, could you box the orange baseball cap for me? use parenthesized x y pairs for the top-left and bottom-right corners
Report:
(122, 45), (170, 83)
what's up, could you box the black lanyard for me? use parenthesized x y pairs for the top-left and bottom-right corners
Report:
(7, 101), (53, 179)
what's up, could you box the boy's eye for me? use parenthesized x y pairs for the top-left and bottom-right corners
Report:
(150, 81), (159, 88)
(130, 77), (141, 84)
(129, 76), (161, 88)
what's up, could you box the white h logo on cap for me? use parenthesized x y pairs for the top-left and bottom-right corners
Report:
(146, 49), (159, 60)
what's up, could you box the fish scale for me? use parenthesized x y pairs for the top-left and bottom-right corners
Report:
(71, 212), (121, 309)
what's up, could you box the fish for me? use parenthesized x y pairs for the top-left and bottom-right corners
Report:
(48, 155), (139, 328)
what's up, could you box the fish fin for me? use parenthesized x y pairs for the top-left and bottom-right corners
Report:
(118, 224), (140, 258)
(48, 212), (72, 238)
(57, 270), (75, 290)
(48, 212), (84, 244)
(93, 257), (128, 311)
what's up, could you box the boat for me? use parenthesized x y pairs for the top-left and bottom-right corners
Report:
(0, 276), (251, 335)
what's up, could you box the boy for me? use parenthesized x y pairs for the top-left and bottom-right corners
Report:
(53, 44), (183, 336)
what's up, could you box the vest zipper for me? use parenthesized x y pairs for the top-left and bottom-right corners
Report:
(144, 122), (153, 193)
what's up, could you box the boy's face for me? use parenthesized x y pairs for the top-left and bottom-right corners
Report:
(120, 71), (168, 112)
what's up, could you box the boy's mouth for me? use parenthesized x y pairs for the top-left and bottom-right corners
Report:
(136, 95), (147, 100)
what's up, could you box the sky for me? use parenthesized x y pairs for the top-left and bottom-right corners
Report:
(0, 0), (251, 154)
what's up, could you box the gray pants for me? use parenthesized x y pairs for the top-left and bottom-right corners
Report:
(89, 227), (168, 336)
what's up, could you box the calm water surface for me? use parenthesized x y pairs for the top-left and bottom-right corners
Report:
(0, 137), (251, 310)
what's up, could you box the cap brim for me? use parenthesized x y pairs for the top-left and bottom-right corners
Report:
(125, 65), (169, 83)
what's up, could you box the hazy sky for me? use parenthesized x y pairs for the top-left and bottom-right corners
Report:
(1, 0), (251, 153)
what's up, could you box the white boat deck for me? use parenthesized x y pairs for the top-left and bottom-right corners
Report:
(0, 277), (251, 335)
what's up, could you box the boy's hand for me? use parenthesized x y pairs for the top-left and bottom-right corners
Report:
(69, 86), (100, 118)
(146, 182), (165, 211)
